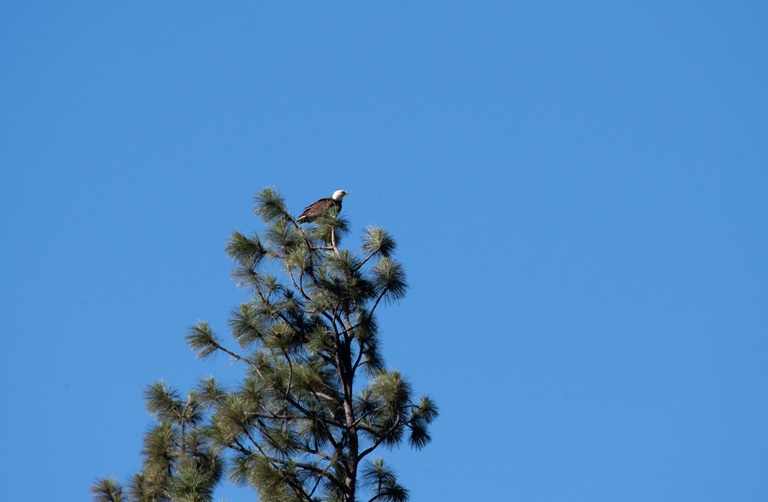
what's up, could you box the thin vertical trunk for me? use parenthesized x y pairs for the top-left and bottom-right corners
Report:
(337, 330), (358, 502)
(180, 419), (186, 461)
(343, 397), (359, 502)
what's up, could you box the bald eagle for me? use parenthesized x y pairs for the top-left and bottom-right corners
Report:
(296, 190), (349, 223)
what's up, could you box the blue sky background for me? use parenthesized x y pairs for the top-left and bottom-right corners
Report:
(1, 1), (767, 500)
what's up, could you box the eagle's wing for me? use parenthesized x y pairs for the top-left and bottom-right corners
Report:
(297, 197), (334, 223)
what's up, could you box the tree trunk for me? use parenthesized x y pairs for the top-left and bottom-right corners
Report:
(339, 334), (358, 502)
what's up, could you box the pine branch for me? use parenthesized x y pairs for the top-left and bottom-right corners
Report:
(186, 321), (256, 371)
(331, 226), (339, 256)
(242, 434), (343, 501)
(352, 338), (367, 375)
(372, 258), (408, 305)
(358, 414), (402, 461)
(90, 477), (124, 502)
(356, 227), (396, 272)
(225, 231), (266, 269)
(363, 458), (409, 502)
(254, 187), (290, 223)
(246, 353), (347, 435)
(144, 381), (184, 422)
(286, 263), (336, 328)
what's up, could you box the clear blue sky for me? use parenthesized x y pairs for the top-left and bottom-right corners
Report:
(1, 1), (767, 500)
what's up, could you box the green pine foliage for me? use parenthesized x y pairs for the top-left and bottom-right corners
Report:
(91, 477), (124, 502)
(93, 188), (437, 502)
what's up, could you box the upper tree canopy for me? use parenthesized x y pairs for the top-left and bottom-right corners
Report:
(92, 188), (437, 502)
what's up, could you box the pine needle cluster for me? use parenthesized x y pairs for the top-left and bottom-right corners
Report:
(93, 188), (437, 502)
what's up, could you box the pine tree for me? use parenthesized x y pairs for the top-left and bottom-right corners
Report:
(92, 382), (225, 502)
(93, 188), (437, 502)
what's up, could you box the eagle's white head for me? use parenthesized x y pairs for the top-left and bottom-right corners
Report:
(332, 190), (349, 201)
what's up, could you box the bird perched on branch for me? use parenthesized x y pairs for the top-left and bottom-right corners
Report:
(297, 190), (349, 223)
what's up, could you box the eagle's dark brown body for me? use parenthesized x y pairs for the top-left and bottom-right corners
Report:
(297, 190), (348, 223)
